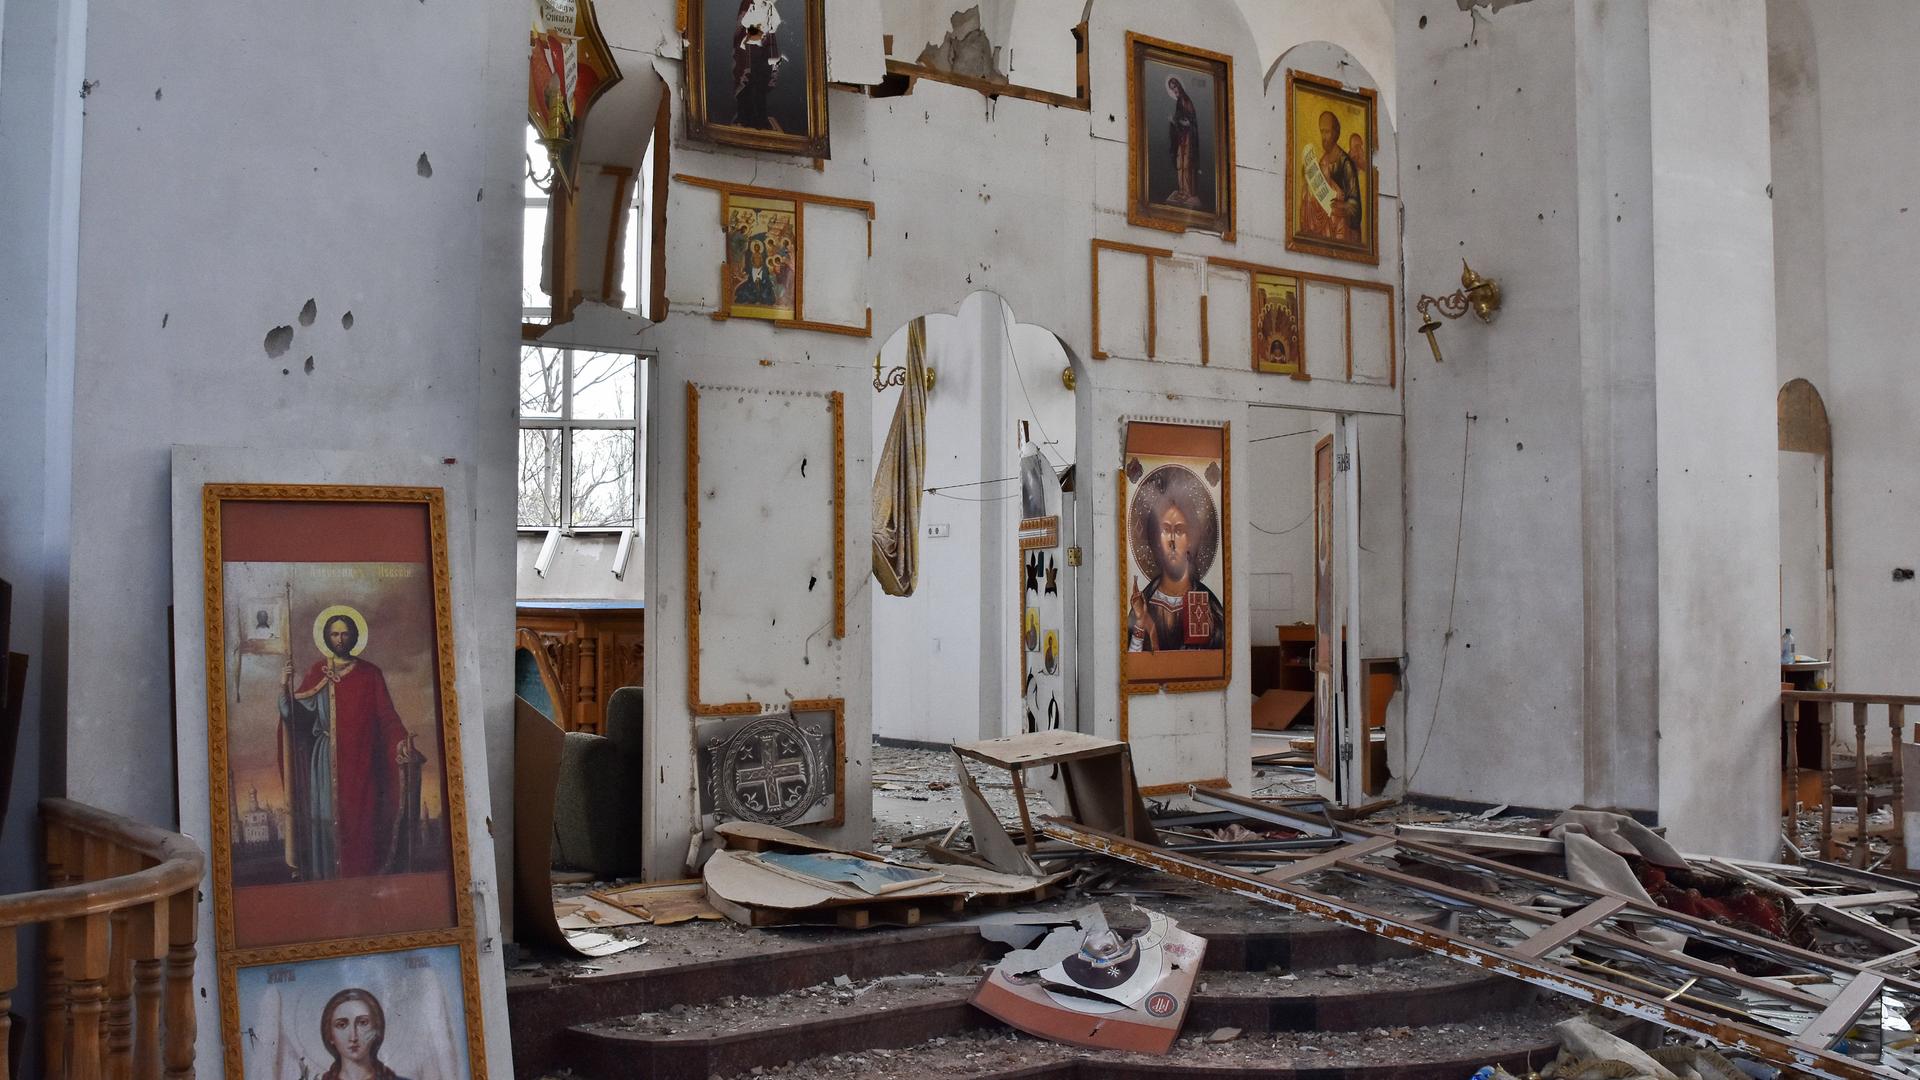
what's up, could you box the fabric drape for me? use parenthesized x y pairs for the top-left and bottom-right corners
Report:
(871, 317), (930, 596)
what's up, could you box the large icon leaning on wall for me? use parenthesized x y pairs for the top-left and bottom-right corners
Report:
(202, 484), (489, 1077)
(1122, 421), (1231, 689)
(236, 944), (480, 1079)
(685, 0), (831, 158)
(722, 191), (800, 321)
(203, 487), (474, 951)
(1286, 70), (1380, 265)
(1126, 33), (1235, 240)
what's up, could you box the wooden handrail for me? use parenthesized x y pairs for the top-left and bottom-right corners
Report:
(0, 799), (204, 928)
(1783, 690), (1920, 706)
(0, 797), (204, 1080)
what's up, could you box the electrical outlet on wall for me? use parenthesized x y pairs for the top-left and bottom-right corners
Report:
(925, 523), (951, 538)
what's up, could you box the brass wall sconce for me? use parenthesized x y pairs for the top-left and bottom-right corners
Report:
(873, 352), (936, 393)
(1415, 260), (1503, 362)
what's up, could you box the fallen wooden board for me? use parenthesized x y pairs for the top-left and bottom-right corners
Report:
(591, 879), (726, 925)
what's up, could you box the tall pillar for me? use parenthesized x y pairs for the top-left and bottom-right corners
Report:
(1400, 0), (1778, 856)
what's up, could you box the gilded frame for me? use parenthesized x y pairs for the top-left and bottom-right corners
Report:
(1125, 33), (1235, 241)
(1117, 420), (1233, 706)
(199, 483), (486, 1078)
(678, 173), (876, 338)
(1284, 70), (1380, 266)
(1250, 270), (1307, 378)
(685, 0), (831, 159)
(684, 383), (846, 716)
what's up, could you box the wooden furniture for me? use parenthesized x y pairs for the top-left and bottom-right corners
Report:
(1781, 689), (1920, 870)
(952, 732), (1153, 853)
(0, 798), (204, 1079)
(515, 600), (645, 734)
(1253, 624), (1318, 733)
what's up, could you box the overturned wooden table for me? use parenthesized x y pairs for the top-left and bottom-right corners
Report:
(951, 731), (1156, 854)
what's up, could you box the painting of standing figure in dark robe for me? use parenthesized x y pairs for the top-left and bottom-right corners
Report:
(1127, 34), (1234, 238)
(687, 0), (830, 158)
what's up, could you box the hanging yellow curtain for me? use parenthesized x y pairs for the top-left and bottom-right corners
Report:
(871, 318), (930, 596)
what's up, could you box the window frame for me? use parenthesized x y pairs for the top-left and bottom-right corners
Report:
(517, 345), (647, 534)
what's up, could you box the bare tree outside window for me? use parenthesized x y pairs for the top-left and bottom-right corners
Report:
(517, 345), (643, 530)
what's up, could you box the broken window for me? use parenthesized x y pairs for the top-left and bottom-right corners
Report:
(517, 345), (645, 531)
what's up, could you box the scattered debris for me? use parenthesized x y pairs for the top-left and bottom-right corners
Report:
(591, 879), (725, 926)
(703, 821), (1061, 929)
(971, 904), (1206, 1055)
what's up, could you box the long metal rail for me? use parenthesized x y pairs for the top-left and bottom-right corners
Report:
(1040, 787), (1920, 1080)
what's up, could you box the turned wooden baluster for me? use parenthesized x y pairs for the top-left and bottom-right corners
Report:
(1855, 702), (1872, 868)
(129, 898), (168, 1080)
(42, 822), (74, 1078)
(1820, 700), (1837, 859)
(65, 910), (112, 1078)
(163, 888), (197, 1080)
(1894, 703), (1910, 873)
(1, 925), (17, 1080)
(104, 846), (140, 1079)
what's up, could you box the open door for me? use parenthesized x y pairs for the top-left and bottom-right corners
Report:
(1312, 435), (1337, 793)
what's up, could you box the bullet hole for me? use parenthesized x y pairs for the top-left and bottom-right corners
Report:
(476, 188), (484, 202)
(1108, 115), (1115, 123)
(303, 356), (315, 374)
(281, 368), (289, 376)
(341, 311), (354, 330)
(264, 325), (294, 358)
(79, 79), (98, 99)
(808, 575), (818, 591)
(800, 457), (808, 477)
(1419, 14), (1428, 26)
(1895, 568), (1915, 582)
(1465, 643), (1472, 649)
(416, 153), (433, 178)
(161, 313), (169, 328)
(154, 88), (162, 100)
(1538, 213), (1545, 220)
(1516, 442), (1524, 451)
(298, 299), (317, 326)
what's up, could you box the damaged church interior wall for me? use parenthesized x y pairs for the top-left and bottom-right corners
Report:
(1767, 0), (1920, 753)
(1397, 0), (1781, 857)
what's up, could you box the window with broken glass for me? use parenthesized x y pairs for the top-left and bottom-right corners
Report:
(518, 346), (645, 531)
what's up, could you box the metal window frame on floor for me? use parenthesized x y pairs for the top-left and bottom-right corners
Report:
(1041, 786), (1920, 1080)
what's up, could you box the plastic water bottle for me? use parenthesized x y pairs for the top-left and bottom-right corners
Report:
(1782, 629), (1796, 664)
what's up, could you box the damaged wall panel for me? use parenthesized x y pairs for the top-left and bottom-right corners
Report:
(687, 383), (844, 710)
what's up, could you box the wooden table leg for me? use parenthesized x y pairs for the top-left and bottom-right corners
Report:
(1009, 767), (1038, 854)
(1856, 702), (1871, 868)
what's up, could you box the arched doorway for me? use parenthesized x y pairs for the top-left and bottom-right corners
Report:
(1778, 378), (1835, 673)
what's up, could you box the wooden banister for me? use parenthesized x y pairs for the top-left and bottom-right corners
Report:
(0, 798), (204, 1080)
(1782, 690), (1918, 872)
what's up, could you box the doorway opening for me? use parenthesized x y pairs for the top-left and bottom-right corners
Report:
(1246, 406), (1402, 804)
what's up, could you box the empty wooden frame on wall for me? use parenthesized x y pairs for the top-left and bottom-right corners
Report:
(676, 174), (875, 337)
(1089, 240), (1397, 387)
(683, 382), (846, 717)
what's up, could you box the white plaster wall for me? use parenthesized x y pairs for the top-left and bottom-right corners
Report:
(1236, 0), (1396, 112)
(60, 0), (525, 910)
(1767, 1), (1920, 711)
(1646, 0), (1780, 858)
(1245, 409), (1319, 647)
(1397, 0), (1596, 808)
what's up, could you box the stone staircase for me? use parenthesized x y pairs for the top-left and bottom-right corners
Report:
(508, 909), (1600, 1079)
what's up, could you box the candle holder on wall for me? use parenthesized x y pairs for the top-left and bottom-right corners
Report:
(873, 352), (935, 393)
(1415, 260), (1503, 362)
